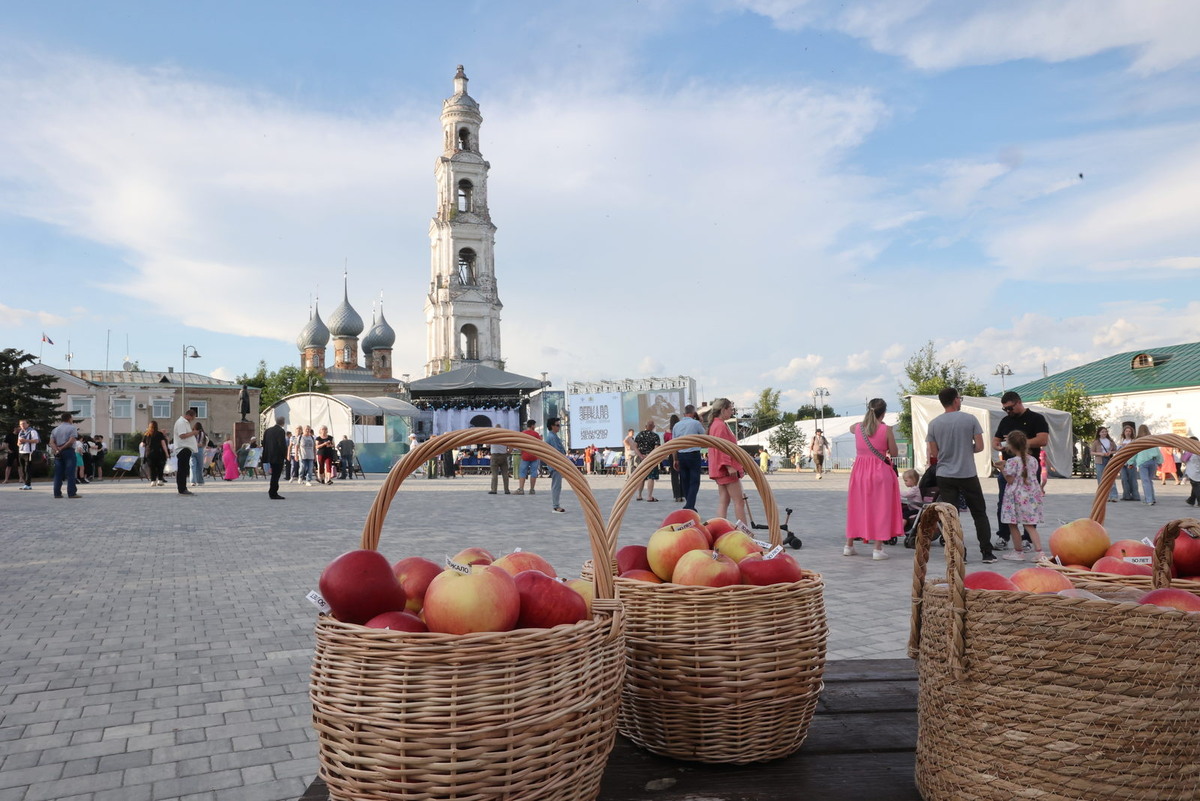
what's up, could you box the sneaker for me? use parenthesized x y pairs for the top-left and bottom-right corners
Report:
(529, 489), (536, 495)
(993, 539), (1009, 551)
(1002, 551), (1026, 562)
(843, 544), (857, 557)
(67, 494), (82, 499)
(872, 549), (889, 560)
(305, 481), (313, 487)
(552, 507), (566, 513)
(514, 489), (524, 495)
(981, 555), (998, 564)
(1035, 552), (1047, 561)
(488, 491), (498, 495)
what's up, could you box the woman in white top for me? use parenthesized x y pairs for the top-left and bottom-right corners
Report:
(1090, 427), (1119, 503)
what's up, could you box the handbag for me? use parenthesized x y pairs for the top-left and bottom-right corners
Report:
(859, 424), (897, 474)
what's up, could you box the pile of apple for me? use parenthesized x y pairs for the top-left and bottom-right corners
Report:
(960, 567), (1200, 612)
(317, 547), (594, 634)
(1045, 518), (1200, 580)
(616, 509), (803, 587)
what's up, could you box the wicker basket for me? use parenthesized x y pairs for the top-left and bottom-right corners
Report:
(1036, 433), (1200, 592)
(310, 429), (625, 801)
(909, 502), (1200, 801)
(604, 433), (827, 764)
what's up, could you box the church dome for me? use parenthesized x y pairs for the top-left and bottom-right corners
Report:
(362, 306), (396, 355)
(296, 303), (330, 350)
(328, 287), (364, 337)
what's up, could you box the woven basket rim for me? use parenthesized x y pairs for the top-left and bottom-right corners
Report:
(614, 568), (823, 594)
(358, 427), (618, 602)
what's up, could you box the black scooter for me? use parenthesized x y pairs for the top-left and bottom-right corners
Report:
(742, 495), (801, 549)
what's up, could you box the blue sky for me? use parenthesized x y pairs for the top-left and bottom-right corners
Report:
(3, 1), (1199, 415)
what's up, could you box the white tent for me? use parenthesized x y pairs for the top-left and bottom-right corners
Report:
(260, 393), (420, 472)
(740, 413), (900, 467)
(910, 395), (1073, 478)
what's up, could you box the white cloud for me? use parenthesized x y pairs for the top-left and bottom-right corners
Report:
(210, 366), (233, 381)
(764, 354), (823, 382)
(739, 1), (1200, 74)
(638, 356), (665, 374)
(0, 303), (67, 328)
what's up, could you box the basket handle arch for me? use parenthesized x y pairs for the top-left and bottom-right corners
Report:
(360, 428), (617, 603)
(1092, 433), (1200, 586)
(906, 502), (968, 677)
(603, 433), (780, 575)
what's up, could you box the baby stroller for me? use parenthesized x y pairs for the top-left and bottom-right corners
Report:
(903, 463), (964, 549)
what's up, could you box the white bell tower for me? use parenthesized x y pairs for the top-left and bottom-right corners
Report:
(424, 65), (504, 376)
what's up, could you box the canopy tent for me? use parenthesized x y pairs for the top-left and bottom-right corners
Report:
(408, 364), (545, 436)
(260, 393), (420, 473)
(407, 364), (544, 393)
(910, 395), (1073, 478)
(741, 413), (901, 468)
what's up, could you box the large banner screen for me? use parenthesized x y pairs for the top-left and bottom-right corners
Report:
(626, 390), (684, 433)
(567, 392), (623, 448)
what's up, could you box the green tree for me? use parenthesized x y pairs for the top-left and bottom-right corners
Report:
(768, 422), (808, 468)
(751, 387), (783, 432)
(897, 341), (988, 438)
(0, 348), (65, 439)
(795, 403), (836, 420)
(1040, 380), (1106, 445)
(238, 361), (330, 409)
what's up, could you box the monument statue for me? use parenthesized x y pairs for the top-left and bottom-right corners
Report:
(239, 384), (251, 422)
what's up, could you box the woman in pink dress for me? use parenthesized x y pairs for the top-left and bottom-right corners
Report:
(845, 398), (903, 560)
(221, 438), (240, 481)
(705, 397), (747, 524)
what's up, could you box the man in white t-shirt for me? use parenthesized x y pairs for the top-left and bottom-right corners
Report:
(17, 419), (39, 490)
(173, 408), (198, 495)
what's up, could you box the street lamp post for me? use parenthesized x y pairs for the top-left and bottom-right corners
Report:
(992, 364), (1013, 392)
(181, 345), (201, 416)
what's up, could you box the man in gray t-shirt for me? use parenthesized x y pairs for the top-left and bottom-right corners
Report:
(925, 387), (995, 563)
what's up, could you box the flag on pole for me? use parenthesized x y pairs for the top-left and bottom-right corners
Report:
(41, 333), (54, 345)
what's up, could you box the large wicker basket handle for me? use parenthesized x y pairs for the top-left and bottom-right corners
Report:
(1150, 518), (1200, 587)
(604, 433), (780, 575)
(1092, 434), (1200, 524)
(360, 429), (617, 603)
(906, 502), (968, 677)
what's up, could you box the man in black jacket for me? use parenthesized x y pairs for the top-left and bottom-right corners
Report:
(262, 416), (288, 500)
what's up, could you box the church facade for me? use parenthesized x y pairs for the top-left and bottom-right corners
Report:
(294, 66), (507, 393)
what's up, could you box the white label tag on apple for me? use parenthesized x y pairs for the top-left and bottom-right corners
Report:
(305, 590), (332, 614)
(555, 576), (567, 583)
(764, 545), (784, 560)
(1054, 555), (1063, 565)
(1141, 537), (1155, 547)
(513, 546), (522, 553)
(445, 558), (471, 574)
(710, 550), (721, 561)
(1125, 555), (1153, 565)
(735, 521), (753, 535)
(672, 520), (697, 531)
(752, 538), (772, 550)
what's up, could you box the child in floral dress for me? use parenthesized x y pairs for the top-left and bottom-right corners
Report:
(1000, 430), (1045, 561)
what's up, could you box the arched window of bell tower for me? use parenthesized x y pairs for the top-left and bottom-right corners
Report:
(457, 248), (477, 285)
(457, 127), (471, 151)
(457, 179), (473, 213)
(460, 324), (479, 360)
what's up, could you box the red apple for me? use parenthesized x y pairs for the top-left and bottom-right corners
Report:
(713, 530), (765, 563)
(493, 550), (558, 578)
(738, 552), (803, 585)
(319, 549), (408, 625)
(1157, 527), (1200, 577)
(565, 578), (594, 616)
(422, 565), (520, 634)
(1048, 519), (1110, 568)
(963, 571), (1019, 591)
(619, 569), (663, 583)
(661, 508), (702, 528)
(1105, 539), (1154, 561)
(1091, 556), (1153, 577)
(647, 524), (710, 580)
(364, 611), (428, 632)
(1138, 588), (1200, 612)
(514, 570), (589, 628)
(1009, 567), (1073, 593)
(392, 556), (443, 613)
(705, 518), (736, 539)
(617, 544), (652, 574)
(450, 547), (495, 566)
(671, 549), (741, 587)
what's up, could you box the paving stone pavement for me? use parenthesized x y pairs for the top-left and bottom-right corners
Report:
(2, 468), (1193, 800)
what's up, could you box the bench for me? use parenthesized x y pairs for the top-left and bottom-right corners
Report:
(299, 658), (920, 800)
